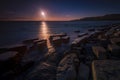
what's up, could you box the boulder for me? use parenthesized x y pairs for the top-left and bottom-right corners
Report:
(78, 33), (88, 37)
(92, 46), (107, 59)
(62, 36), (70, 43)
(57, 53), (78, 80)
(78, 63), (89, 80)
(110, 38), (120, 44)
(92, 60), (120, 80)
(36, 40), (47, 50)
(52, 37), (62, 46)
(108, 44), (120, 57)
(71, 36), (88, 48)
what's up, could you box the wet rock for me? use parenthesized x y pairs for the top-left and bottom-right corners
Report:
(114, 31), (120, 37)
(35, 40), (47, 50)
(57, 53), (78, 80)
(92, 46), (107, 59)
(62, 36), (70, 44)
(22, 50), (43, 62)
(25, 62), (56, 80)
(110, 38), (120, 44)
(78, 63), (89, 80)
(92, 60), (120, 80)
(108, 44), (120, 58)
(23, 38), (39, 44)
(71, 36), (88, 48)
(52, 37), (62, 46)
(0, 51), (18, 61)
(98, 34), (107, 40)
(57, 66), (77, 80)
(78, 33), (88, 37)
(49, 33), (67, 41)
(33, 39), (47, 44)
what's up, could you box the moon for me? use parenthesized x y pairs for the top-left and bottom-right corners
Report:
(41, 11), (46, 17)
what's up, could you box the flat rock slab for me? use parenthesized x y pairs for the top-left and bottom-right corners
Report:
(92, 60), (120, 80)
(0, 51), (18, 61)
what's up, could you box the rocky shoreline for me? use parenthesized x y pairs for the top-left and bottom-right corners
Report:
(0, 23), (120, 80)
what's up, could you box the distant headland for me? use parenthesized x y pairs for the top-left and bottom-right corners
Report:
(71, 14), (120, 21)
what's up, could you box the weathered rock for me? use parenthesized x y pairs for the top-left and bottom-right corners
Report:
(62, 36), (70, 43)
(98, 34), (106, 40)
(36, 40), (47, 50)
(23, 38), (39, 44)
(92, 60), (120, 80)
(71, 35), (88, 48)
(78, 63), (89, 80)
(92, 46), (107, 59)
(52, 37), (62, 46)
(0, 51), (18, 61)
(57, 53), (78, 80)
(114, 31), (120, 37)
(78, 33), (88, 37)
(108, 44), (120, 57)
(49, 33), (67, 41)
(33, 39), (47, 44)
(110, 38), (120, 44)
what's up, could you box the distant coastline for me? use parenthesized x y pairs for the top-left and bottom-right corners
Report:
(71, 14), (120, 21)
(0, 14), (120, 22)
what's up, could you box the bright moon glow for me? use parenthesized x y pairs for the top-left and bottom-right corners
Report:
(41, 11), (46, 17)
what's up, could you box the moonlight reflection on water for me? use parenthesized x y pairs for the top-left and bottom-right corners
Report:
(40, 22), (55, 54)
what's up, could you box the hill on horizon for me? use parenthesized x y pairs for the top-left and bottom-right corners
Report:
(72, 14), (120, 21)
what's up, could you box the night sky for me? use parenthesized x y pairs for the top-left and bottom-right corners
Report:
(0, 0), (120, 21)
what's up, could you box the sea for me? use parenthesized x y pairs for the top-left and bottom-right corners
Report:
(0, 21), (120, 46)
(0, 21), (120, 80)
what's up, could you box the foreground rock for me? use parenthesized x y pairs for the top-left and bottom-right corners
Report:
(92, 60), (120, 80)
(92, 46), (107, 59)
(108, 44), (120, 59)
(57, 53), (79, 80)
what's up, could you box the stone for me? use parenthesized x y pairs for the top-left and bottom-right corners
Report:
(0, 51), (18, 61)
(23, 38), (39, 44)
(78, 63), (89, 80)
(57, 53), (78, 80)
(71, 35), (88, 47)
(92, 46), (107, 59)
(78, 33), (88, 37)
(110, 38), (120, 44)
(108, 44), (120, 57)
(52, 37), (62, 46)
(92, 60), (120, 80)
(62, 36), (70, 43)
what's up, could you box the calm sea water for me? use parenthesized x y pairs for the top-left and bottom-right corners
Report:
(0, 21), (120, 46)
